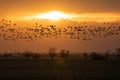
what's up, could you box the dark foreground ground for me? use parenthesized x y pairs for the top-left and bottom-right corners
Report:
(0, 59), (120, 80)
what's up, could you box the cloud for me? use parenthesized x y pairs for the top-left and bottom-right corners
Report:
(0, 0), (120, 18)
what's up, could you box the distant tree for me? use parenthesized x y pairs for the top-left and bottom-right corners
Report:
(22, 51), (32, 60)
(82, 52), (88, 59)
(59, 49), (70, 58)
(116, 48), (120, 58)
(32, 53), (41, 60)
(3, 53), (8, 59)
(3, 51), (8, 59)
(104, 50), (110, 59)
(49, 47), (57, 60)
(90, 52), (105, 60)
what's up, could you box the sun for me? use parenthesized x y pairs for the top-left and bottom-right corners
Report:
(37, 11), (72, 20)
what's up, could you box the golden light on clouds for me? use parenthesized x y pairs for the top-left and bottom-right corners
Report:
(21, 11), (73, 21)
(19, 11), (120, 23)
(37, 11), (73, 20)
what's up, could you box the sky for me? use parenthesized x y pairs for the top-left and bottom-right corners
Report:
(0, 0), (120, 19)
(0, 0), (120, 53)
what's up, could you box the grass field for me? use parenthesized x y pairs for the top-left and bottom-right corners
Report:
(0, 57), (120, 80)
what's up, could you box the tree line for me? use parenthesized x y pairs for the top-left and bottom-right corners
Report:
(0, 48), (120, 61)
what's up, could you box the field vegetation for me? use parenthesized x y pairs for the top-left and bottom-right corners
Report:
(0, 48), (120, 80)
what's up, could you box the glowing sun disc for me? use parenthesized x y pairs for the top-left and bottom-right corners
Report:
(37, 11), (72, 20)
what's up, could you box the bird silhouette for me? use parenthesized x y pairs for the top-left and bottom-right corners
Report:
(0, 19), (120, 41)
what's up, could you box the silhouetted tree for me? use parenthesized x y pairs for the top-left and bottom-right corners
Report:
(116, 48), (120, 58)
(3, 53), (9, 59)
(116, 48), (120, 59)
(59, 49), (70, 58)
(3, 51), (8, 59)
(82, 52), (88, 59)
(22, 51), (32, 60)
(104, 50), (110, 59)
(49, 47), (57, 60)
(32, 53), (41, 60)
(90, 52), (105, 60)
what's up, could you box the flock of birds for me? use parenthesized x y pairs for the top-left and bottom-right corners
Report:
(0, 19), (120, 41)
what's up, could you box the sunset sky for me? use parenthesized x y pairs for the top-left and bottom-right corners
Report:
(0, 0), (120, 21)
(0, 0), (120, 53)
